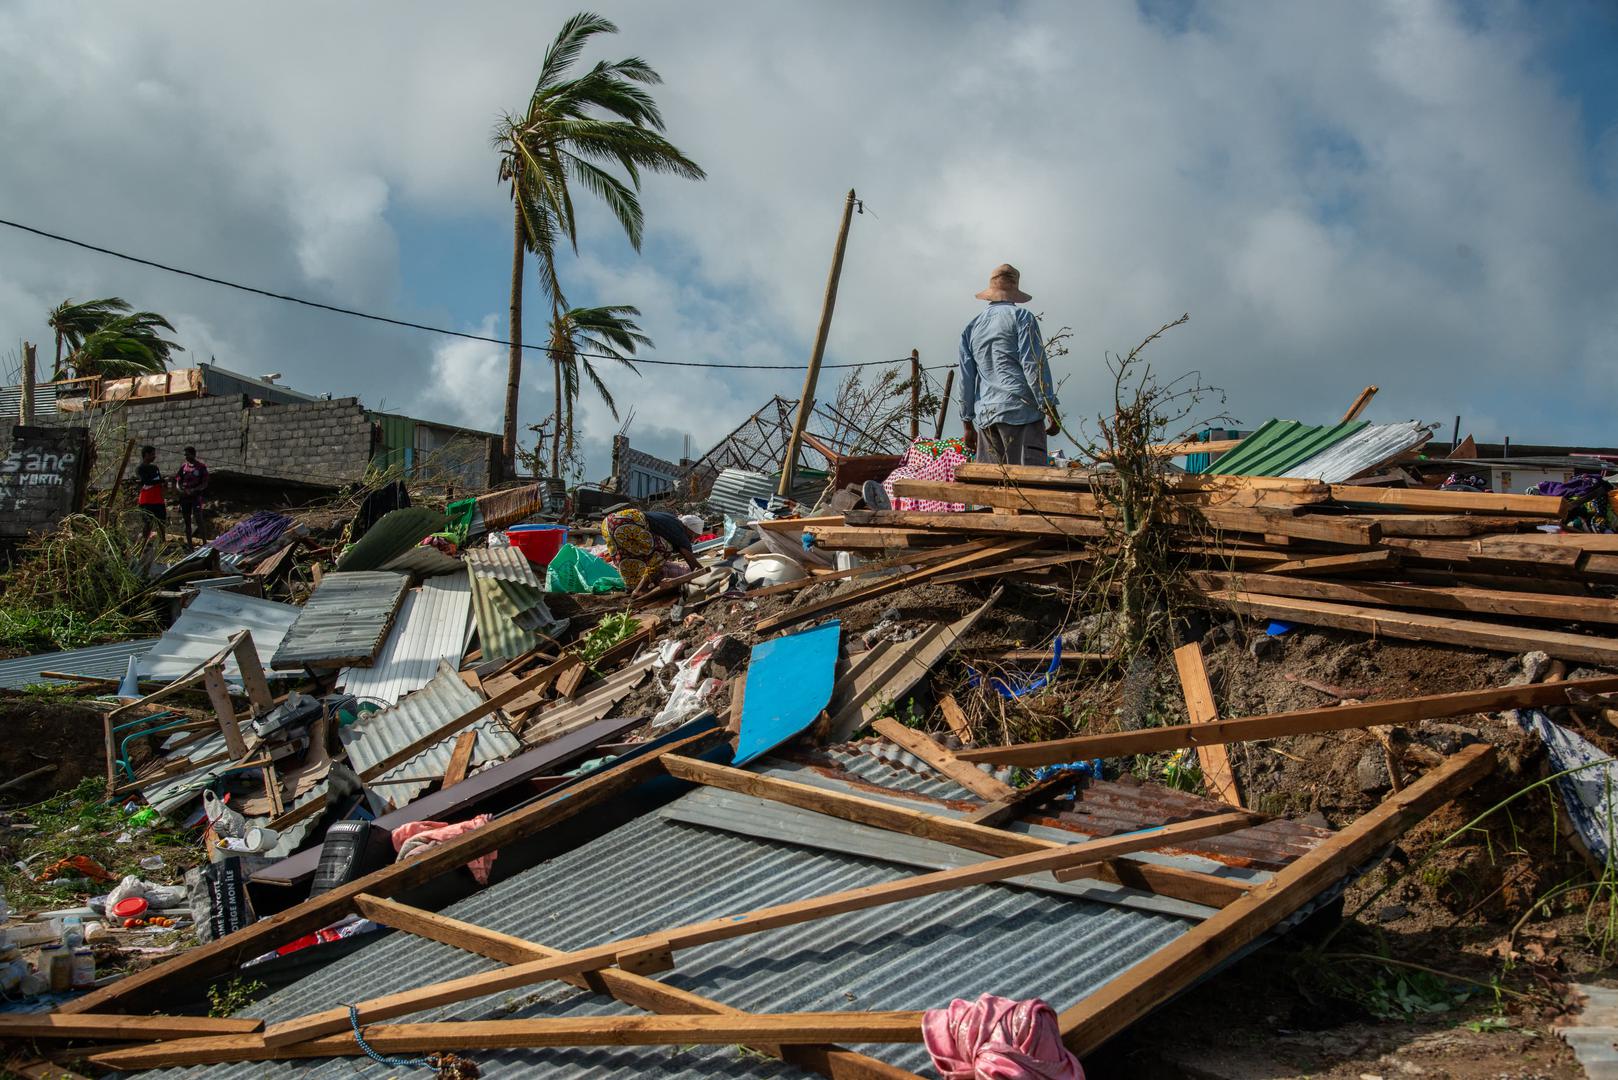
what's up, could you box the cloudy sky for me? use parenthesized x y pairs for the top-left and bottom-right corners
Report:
(2, 1), (1616, 478)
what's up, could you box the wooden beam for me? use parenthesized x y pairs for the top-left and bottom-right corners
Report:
(200, 663), (248, 761)
(1148, 437), (1245, 456)
(1339, 385), (1378, 423)
(57, 727), (724, 1016)
(662, 755), (1249, 906)
(95, 1013), (930, 1070)
(1208, 589), (1618, 666)
(890, 477), (1103, 516)
(1262, 549), (1397, 577)
(1193, 571), (1618, 625)
(350, 895), (916, 1080)
(440, 730), (478, 789)
(843, 509), (1105, 540)
(1328, 484), (1565, 517)
(0, 1014), (263, 1041)
(755, 539), (1036, 634)
(1061, 744), (1496, 1054)
(805, 525), (959, 550)
(938, 694), (974, 743)
(1172, 644), (1240, 808)
(956, 675), (1618, 767)
(870, 717), (1015, 801)
(745, 543), (984, 599)
(261, 811), (1256, 1046)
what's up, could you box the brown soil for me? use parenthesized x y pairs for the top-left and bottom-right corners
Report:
(0, 691), (119, 804)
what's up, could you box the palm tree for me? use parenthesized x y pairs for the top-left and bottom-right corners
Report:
(549, 305), (652, 459)
(48, 297), (131, 378)
(493, 11), (705, 475)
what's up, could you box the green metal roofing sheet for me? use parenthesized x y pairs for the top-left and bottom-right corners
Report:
(1203, 418), (1368, 476)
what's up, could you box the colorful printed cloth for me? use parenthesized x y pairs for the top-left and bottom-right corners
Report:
(604, 507), (673, 590)
(923, 994), (1084, 1080)
(883, 437), (974, 512)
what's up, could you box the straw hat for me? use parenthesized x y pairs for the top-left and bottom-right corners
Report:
(975, 263), (1031, 303)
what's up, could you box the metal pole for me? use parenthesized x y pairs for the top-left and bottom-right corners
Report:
(934, 369), (955, 438)
(1452, 415), (1460, 454)
(908, 349), (920, 441)
(778, 189), (857, 498)
(20, 341), (36, 426)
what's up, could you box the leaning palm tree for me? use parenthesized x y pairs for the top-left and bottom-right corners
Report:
(48, 297), (131, 378)
(65, 311), (184, 379)
(493, 11), (705, 475)
(549, 305), (652, 459)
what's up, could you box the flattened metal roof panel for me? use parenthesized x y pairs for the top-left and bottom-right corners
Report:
(339, 575), (473, 707)
(0, 638), (157, 690)
(1282, 420), (1433, 483)
(271, 571), (409, 671)
(138, 807), (1189, 1079)
(380, 543), (466, 577)
(137, 589), (299, 686)
(1204, 418), (1368, 477)
(339, 661), (520, 808)
(464, 545), (543, 587)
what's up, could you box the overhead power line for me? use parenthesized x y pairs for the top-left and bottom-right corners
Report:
(0, 216), (949, 373)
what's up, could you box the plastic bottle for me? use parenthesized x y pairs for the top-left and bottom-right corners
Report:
(70, 947), (95, 989)
(42, 946), (71, 992)
(60, 915), (83, 948)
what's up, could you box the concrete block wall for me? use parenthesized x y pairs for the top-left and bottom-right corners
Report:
(244, 398), (374, 486)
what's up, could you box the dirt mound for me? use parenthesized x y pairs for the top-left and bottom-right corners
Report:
(0, 691), (113, 804)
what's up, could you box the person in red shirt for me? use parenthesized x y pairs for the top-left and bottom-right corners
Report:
(134, 445), (166, 544)
(176, 446), (210, 550)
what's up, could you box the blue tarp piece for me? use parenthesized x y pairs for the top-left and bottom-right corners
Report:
(1518, 708), (1618, 863)
(969, 636), (1063, 698)
(734, 621), (841, 766)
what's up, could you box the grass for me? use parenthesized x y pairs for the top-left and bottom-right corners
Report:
(0, 513), (160, 652)
(0, 778), (198, 914)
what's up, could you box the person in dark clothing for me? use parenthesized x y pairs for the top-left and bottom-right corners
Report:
(176, 446), (210, 550)
(645, 511), (705, 572)
(134, 445), (166, 544)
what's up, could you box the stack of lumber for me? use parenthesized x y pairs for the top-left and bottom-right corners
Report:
(791, 463), (1618, 666)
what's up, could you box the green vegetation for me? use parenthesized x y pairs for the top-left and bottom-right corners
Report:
(207, 976), (266, 1018)
(0, 778), (195, 913)
(575, 610), (640, 670)
(0, 514), (160, 651)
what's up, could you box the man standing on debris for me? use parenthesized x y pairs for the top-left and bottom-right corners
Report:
(134, 445), (166, 544)
(176, 445), (210, 550)
(958, 263), (1060, 466)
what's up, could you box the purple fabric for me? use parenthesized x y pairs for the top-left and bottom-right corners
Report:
(210, 511), (294, 555)
(1533, 474), (1609, 500)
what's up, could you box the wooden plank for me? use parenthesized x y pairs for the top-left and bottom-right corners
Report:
(348, 895), (916, 1080)
(1172, 643), (1240, 808)
(745, 544), (984, 599)
(57, 727), (724, 1017)
(440, 730), (478, 789)
(871, 717), (1015, 801)
(260, 811), (1256, 1046)
(755, 540), (1036, 634)
(845, 509), (1105, 540)
(231, 632), (275, 717)
(1363, 514), (1533, 538)
(805, 526), (957, 550)
(0, 1014), (263, 1040)
(1383, 535), (1584, 569)
(662, 755), (1249, 906)
(95, 1013), (930, 1069)
(930, 549), (1090, 586)
(1209, 589), (1618, 666)
(555, 659), (587, 699)
(1149, 437), (1245, 456)
(1193, 571), (1618, 625)
(891, 477), (1104, 516)
(956, 675), (1618, 767)
(200, 663), (247, 761)
(1339, 385), (1378, 423)
(1262, 549), (1398, 577)
(938, 693), (973, 743)
(3, 1058), (92, 1080)
(1328, 484), (1565, 517)
(1200, 507), (1380, 547)
(1061, 745), (1496, 1054)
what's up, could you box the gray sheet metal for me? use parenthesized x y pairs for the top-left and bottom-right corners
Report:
(271, 571), (409, 670)
(707, 467), (778, 519)
(468, 569), (538, 660)
(339, 575), (473, 707)
(134, 806), (1189, 1079)
(1282, 420), (1433, 482)
(464, 545), (543, 588)
(339, 661), (520, 809)
(380, 543), (466, 577)
(0, 638), (157, 689)
(137, 589), (299, 686)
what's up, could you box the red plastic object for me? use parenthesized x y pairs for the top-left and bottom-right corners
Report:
(111, 896), (148, 920)
(505, 526), (566, 567)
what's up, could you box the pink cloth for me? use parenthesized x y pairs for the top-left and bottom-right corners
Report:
(391, 814), (497, 885)
(923, 995), (1084, 1080)
(883, 439), (972, 512)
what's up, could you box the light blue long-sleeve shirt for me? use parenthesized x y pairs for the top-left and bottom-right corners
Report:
(957, 302), (1057, 428)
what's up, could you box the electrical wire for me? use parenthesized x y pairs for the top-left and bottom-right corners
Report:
(0, 216), (951, 373)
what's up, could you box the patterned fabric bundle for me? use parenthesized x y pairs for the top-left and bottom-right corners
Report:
(603, 507), (673, 589)
(883, 437), (974, 512)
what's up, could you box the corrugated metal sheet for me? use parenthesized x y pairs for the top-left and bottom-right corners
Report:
(464, 545), (543, 588)
(1282, 420), (1433, 483)
(137, 589), (299, 686)
(0, 638), (156, 690)
(380, 543), (465, 577)
(271, 572), (409, 671)
(339, 575), (474, 707)
(706, 467), (778, 519)
(468, 570), (541, 660)
(1204, 418), (1368, 477)
(135, 805), (1188, 1080)
(339, 661), (520, 808)
(0, 382), (59, 418)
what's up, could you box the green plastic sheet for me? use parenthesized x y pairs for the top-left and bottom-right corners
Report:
(545, 543), (625, 594)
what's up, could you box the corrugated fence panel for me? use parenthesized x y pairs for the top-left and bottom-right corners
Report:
(339, 575), (473, 706)
(271, 571), (409, 671)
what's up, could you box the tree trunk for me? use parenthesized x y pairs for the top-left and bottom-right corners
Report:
(53, 330), (62, 381)
(501, 198), (525, 475)
(550, 312), (563, 478)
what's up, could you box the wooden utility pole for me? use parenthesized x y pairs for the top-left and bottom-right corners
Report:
(778, 189), (857, 498)
(20, 341), (36, 426)
(934, 369), (955, 438)
(908, 349), (921, 440)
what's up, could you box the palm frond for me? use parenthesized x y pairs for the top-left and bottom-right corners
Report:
(563, 155), (645, 248)
(533, 12), (618, 99)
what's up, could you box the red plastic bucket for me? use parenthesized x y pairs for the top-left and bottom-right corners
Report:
(505, 525), (566, 567)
